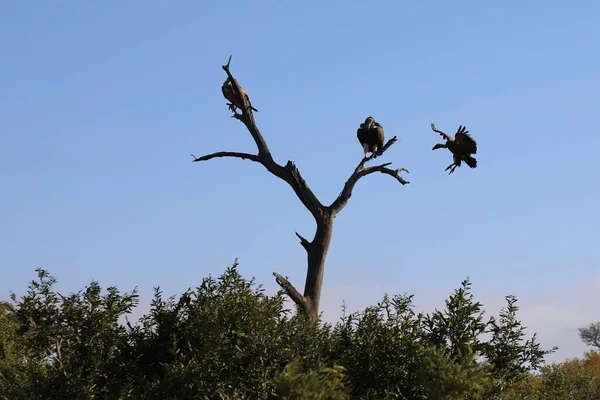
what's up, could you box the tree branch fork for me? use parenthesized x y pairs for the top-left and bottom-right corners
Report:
(191, 56), (409, 319)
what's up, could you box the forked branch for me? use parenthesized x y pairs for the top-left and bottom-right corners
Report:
(330, 136), (409, 214)
(356, 136), (400, 171)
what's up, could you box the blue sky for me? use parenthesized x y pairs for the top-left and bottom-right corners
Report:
(1, 1), (599, 362)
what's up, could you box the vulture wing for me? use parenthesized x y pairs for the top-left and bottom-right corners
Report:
(357, 124), (366, 145)
(221, 78), (258, 112)
(374, 123), (385, 149)
(239, 86), (258, 111)
(221, 80), (236, 105)
(454, 125), (477, 154)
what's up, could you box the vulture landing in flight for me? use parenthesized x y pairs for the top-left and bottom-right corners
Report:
(357, 116), (385, 158)
(221, 77), (258, 113)
(431, 123), (477, 174)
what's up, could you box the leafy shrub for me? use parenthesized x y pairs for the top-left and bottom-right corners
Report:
(331, 293), (428, 399)
(0, 262), (570, 399)
(271, 359), (350, 400)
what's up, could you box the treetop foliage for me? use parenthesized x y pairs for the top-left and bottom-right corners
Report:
(1, 261), (595, 399)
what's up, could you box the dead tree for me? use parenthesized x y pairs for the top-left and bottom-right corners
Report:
(191, 56), (410, 321)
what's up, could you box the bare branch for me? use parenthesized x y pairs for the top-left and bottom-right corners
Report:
(221, 57), (269, 157)
(194, 57), (324, 221)
(375, 136), (400, 158)
(191, 151), (261, 163)
(329, 136), (409, 214)
(430, 122), (453, 141)
(295, 231), (310, 251)
(224, 54), (232, 70)
(222, 55), (257, 112)
(354, 136), (399, 171)
(376, 166), (410, 185)
(273, 272), (307, 313)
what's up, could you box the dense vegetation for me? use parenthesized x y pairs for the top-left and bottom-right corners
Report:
(1, 261), (598, 399)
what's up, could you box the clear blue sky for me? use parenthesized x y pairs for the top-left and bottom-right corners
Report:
(1, 1), (599, 361)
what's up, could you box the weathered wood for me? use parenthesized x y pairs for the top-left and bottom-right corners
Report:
(192, 56), (410, 320)
(330, 136), (409, 215)
(273, 272), (307, 315)
(302, 211), (334, 320)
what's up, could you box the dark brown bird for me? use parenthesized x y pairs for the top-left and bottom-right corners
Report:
(431, 123), (477, 174)
(357, 116), (385, 158)
(221, 76), (258, 113)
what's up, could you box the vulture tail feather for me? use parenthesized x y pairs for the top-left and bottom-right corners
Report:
(464, 156), (477, 169)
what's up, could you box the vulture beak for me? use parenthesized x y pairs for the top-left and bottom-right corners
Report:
(432, 143), (446, 150)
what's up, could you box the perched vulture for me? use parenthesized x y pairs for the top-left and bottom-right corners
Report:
(431, 123), (477, 174)
(357, 116), (385, 158)
(221, 76), (258, 113)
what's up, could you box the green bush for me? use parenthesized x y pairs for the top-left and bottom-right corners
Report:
(331, 293), (428, 399)
(0, 262), (577, 399)
(271, 359), (350, 400)
(122, 261), (333, 399)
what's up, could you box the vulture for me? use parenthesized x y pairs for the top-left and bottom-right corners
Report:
(431, 123), (477, 174)
(357, 116), (385, 158)
(221, 76), (258, 113)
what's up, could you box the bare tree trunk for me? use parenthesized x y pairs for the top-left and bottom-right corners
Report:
(192, 56), (410, 321)
(303, 211), (334, 320)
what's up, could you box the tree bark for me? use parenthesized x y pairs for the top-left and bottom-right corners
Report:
(303, 210), (334, 320)
(192, 56), (410, 321)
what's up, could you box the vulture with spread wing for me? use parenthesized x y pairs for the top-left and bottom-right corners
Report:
(357, 116), (385, 158)
(431, 123), (477, 174)
(221, 76), (258, 113)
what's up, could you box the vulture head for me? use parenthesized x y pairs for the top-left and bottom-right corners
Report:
(364, 116), (375, 128)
